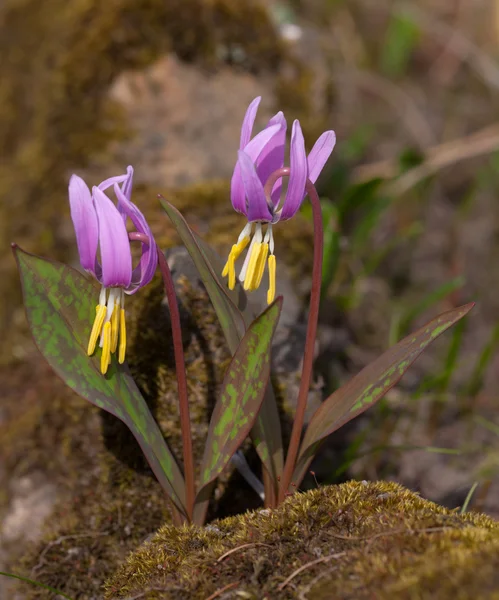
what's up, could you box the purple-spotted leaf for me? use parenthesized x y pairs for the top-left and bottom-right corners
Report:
(14, 246), (187, 517)
(194, 297), (282, 513)
(291, 302), (475, 489)
(160, 197), (284, 494)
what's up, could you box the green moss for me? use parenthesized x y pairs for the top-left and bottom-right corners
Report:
(106, 480), (499, 599)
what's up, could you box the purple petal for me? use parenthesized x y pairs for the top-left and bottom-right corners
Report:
(230, 165), (248, 216)
(114, 183), (157, 294)
(239, 96), (261, 149)
(307, 130), (336, 183)
(68, 175), (98, 274)
(121, 165), (134, 201)
(93, 187), (132, 288)
(243, 123), (281, 162)
(97, 173), (129, 192)
(238, 150), (273, 222)
(255, 112), (287, 206)
(117, 165), (134, 225)
(279, 120), (308, 221)
(230, 123), (281, 215)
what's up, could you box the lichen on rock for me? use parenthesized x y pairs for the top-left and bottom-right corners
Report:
(105, 480), (499, 599)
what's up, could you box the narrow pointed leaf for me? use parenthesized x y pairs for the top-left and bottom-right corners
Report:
(14, 246), (187, 516)
(194, 297), (282, 512)
(160, 198), (284, 492)
(291, 303), (474, 488)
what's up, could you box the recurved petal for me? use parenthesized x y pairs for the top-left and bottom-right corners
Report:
(68, 175), (99, 274)
(116, 165), (134, 225)
(240, 96), (261, 149)
(279, 120), (308, 221)
(238, 150), (273, 222)
(97, 172), (129, 192)
(307, 130), (336, 183)
(256, 111), (287, 206)
(121, 165), (134, 201)
(114, 183), (157, 294)
(93, 186), (132, 288)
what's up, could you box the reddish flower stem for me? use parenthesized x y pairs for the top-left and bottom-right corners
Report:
(264, 172), (323, 503)
(129, 232), (195, 521)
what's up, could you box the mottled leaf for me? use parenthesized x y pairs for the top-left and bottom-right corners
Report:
(291, 303), (474, 488)
(14, 246), (187, 516)
(194, 297), (282, 510)
(160, 198), (284, 492)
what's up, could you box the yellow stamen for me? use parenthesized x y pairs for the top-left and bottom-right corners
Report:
(228, 253), (236, 290)
(252, 242), (269, 290)
(110, 305), (119, 353)
(267, 255), (276, 305)
(101, 321), (112, 374)
(88, 305), (107, 356)
(243, 242), (262, 291)
(118, 308), (126, 364)
(222, 236), (250, 282)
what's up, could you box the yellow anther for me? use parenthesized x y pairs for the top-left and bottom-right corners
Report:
(118, 308), (126, 364)
(243, 242), (262, 291)
(222, 236), (250, 281)
(110, 305), (119, 353)
(88, 304), (107, 356)
(267, 255), (276, 305)
(252, 242), (269, 290)
(228, 254), (236, 290)
(101, 321), (112, 374)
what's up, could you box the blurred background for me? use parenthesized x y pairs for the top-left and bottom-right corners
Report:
(2, 0), (499, 595)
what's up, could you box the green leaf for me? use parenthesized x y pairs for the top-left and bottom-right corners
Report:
(160, 198), (284, 491)
(194, 298), (282, 514)
(14, 246), (187, 516)
(291, 303), (474, 488)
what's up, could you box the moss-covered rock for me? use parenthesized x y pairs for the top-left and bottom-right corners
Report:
(106, 480), (499, 599)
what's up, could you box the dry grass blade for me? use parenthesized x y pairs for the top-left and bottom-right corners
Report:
(277, 552), (347, 592)
(353, 123), (499, 190)
(204, 582), (238, 600)
(216, 542), (272, 563)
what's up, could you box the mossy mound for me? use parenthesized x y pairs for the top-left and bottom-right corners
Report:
(106, 480), (499, 599)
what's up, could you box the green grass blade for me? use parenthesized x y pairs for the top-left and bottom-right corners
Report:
(391, 276), (465, 344)
(291, 303), (474, 488)
(464, 322), (499, 398)
(380, 11), (420, 77)
(460, 482), (479, 514)
(0, 571), (74, 599)
(14, 246), (187, 516)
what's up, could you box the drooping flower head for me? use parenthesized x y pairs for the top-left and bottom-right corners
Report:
(223, 97), (336, 303)
(69, 166), (157, 374)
